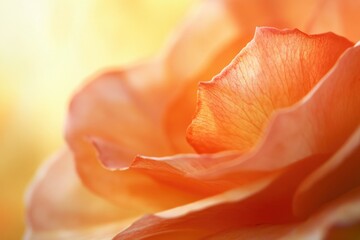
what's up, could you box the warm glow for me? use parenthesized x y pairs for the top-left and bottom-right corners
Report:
(0, 1), (193, 239)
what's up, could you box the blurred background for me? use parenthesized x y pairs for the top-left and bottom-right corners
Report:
(0, 0), (193, 239)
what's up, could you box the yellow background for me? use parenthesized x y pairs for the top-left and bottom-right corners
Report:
(0, 1), (193, 239)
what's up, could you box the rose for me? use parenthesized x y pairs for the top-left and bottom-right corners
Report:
(25, 0), (360, 239)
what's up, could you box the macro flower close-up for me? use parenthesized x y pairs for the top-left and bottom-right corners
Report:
(18, 0), (360, 239)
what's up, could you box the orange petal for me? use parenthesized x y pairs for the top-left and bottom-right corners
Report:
(115, 152), (330, 239)
(25, 149), (135, 236)
(206, 189), (360, 239)
(114, 176), (276, 239)
(294, 127), (360, 218)
(66, 69), (203, 210)
(193, 43), (360, 178)
(117, 163), (360, 239)
(102, 31), (358, 200)
(187, 27), (353, 153)
(284, 188), (360, 239)
(206, 129), (360, 239)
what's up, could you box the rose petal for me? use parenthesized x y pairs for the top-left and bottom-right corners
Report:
(199, 43), (360, 178)
(115, 151), (330, 239)
(140, 44), (359, 238)
(205, 128), (360, 239)
(283, 188), (360, 240)
(187, 27), (353, 153)
(126, 30), (358, 197)
(116, 132), (360, 239)
(114, 176), (277, 239)
(25, 149), (135, 236)
(182, 40), (360, 184)
(206, 188), (360, 240)
(294, 127), (360, 218)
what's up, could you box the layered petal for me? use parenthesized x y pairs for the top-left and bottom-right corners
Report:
(294, 127), (360, 218)
(116, 128), (360, 239)
(64, 0), (245, 208)
(282, 188), (360, 240)
(66, 69), (198, 210)
(65, 0), (358, 209)
(95, 30), (358, 202)
(206, 188), (360, 240)
(115, 152), (330, 239)
(114, 176), (278, 239)
(187, 27), (353, 153)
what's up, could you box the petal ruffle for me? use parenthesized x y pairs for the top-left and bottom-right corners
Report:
(187, 27), (353, 153)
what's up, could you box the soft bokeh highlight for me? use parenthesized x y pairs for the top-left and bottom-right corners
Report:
(0, 1), (193, 239)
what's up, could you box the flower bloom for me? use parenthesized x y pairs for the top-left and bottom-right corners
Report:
(26, 0), (360, 239)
